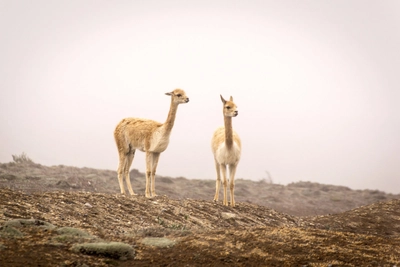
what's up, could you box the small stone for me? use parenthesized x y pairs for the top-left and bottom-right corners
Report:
(221, 212), (236, 220)
(84, 203), (93, 208)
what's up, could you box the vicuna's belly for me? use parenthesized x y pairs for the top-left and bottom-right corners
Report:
(215, 142), (241, 165)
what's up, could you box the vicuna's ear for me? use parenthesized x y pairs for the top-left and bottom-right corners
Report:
(165, 92), (173, 96)
(220, 94), (226, 104)
(230, 96), (233, 101)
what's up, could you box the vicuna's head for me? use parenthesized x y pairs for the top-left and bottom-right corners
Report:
(165, 89), (189, 104)
(220, 95), (238, 117)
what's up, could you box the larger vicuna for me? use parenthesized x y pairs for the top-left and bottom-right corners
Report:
(211, 95), (242, 207)
(114, 89), (189, 197)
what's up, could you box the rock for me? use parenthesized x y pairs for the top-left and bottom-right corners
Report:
(56, 180), (71, 188)
(221, 212), (237, 220)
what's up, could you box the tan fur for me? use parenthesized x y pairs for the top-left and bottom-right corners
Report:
(114, 89), (189, 197)
(211, 95), (242, 207)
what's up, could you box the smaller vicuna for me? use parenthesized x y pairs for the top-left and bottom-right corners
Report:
(114, 89), (189, 197)
(211, 95), (242, 207)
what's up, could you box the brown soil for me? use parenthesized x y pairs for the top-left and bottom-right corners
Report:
(1, 160), (400, 266)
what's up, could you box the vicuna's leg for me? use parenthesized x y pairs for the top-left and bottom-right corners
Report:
(220, 164), (228, 206)
(228, 164), (238, 207)
(145, 151), (152, 198)
(124, 150), (136, 195)
(213, 159), (221, 202)
(150, 152), (160, 197)
(117, 151), (127, 194)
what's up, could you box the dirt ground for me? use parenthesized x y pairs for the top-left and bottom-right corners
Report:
(1, 160), (400, 266)
(1, 188), (400, 266)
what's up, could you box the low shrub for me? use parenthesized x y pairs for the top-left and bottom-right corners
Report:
(12, 152), (34, 164)
(0, 225), (23, 238)
(72, 242), (135, 260)
(4, 219), (56, 230)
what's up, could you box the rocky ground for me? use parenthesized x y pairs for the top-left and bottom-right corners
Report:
(0, 159), (400, 266)
(1, 159), (397, 217)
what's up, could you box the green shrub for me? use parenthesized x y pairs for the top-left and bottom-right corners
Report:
(53, 227), (98, 243)
(72, 242), (135, 260)
(4, 219), (56, 230)
(0, 225), (23, 238)
(56, 227), (92, 237)
(52, 234), (96, 243)
(141, 237), (176, 248)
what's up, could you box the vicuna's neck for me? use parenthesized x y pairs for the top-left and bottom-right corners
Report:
(224, 116), (234, 149)
(164, 100), (179, 133)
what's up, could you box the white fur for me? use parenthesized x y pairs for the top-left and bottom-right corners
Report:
(215, 142), (241, 165)
(149, 127), (171, 152)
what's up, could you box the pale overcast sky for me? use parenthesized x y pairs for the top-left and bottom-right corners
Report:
(1, 0), (399, 193)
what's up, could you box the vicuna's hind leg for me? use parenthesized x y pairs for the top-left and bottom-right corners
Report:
(117, 152), (127, 194)
(124, 150), (136, 195)
(228, 163), (238, 207)
(213, 159), (221, 202)
(117, 148), (136, 195)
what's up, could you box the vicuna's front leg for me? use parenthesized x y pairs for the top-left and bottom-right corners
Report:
(213, 159), (221, 202)
(145, 152), (152, 198)
(145, 152), (160, 198)
(150, 152), (160, 197)
(220, 164), (228, 206)
(228, 164), (238, 207)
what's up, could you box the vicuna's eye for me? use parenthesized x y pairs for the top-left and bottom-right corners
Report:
(177, 94), (182, 97)
(226, 106), (231, 110)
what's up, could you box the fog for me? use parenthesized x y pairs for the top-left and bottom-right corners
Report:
(1, 1), (399, 193)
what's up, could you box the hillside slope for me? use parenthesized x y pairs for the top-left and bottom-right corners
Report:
(0, 188), (400, 266)
(0, 160), (399, 216)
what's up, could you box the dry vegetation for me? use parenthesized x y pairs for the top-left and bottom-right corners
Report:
(0, 155), (400, 266)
